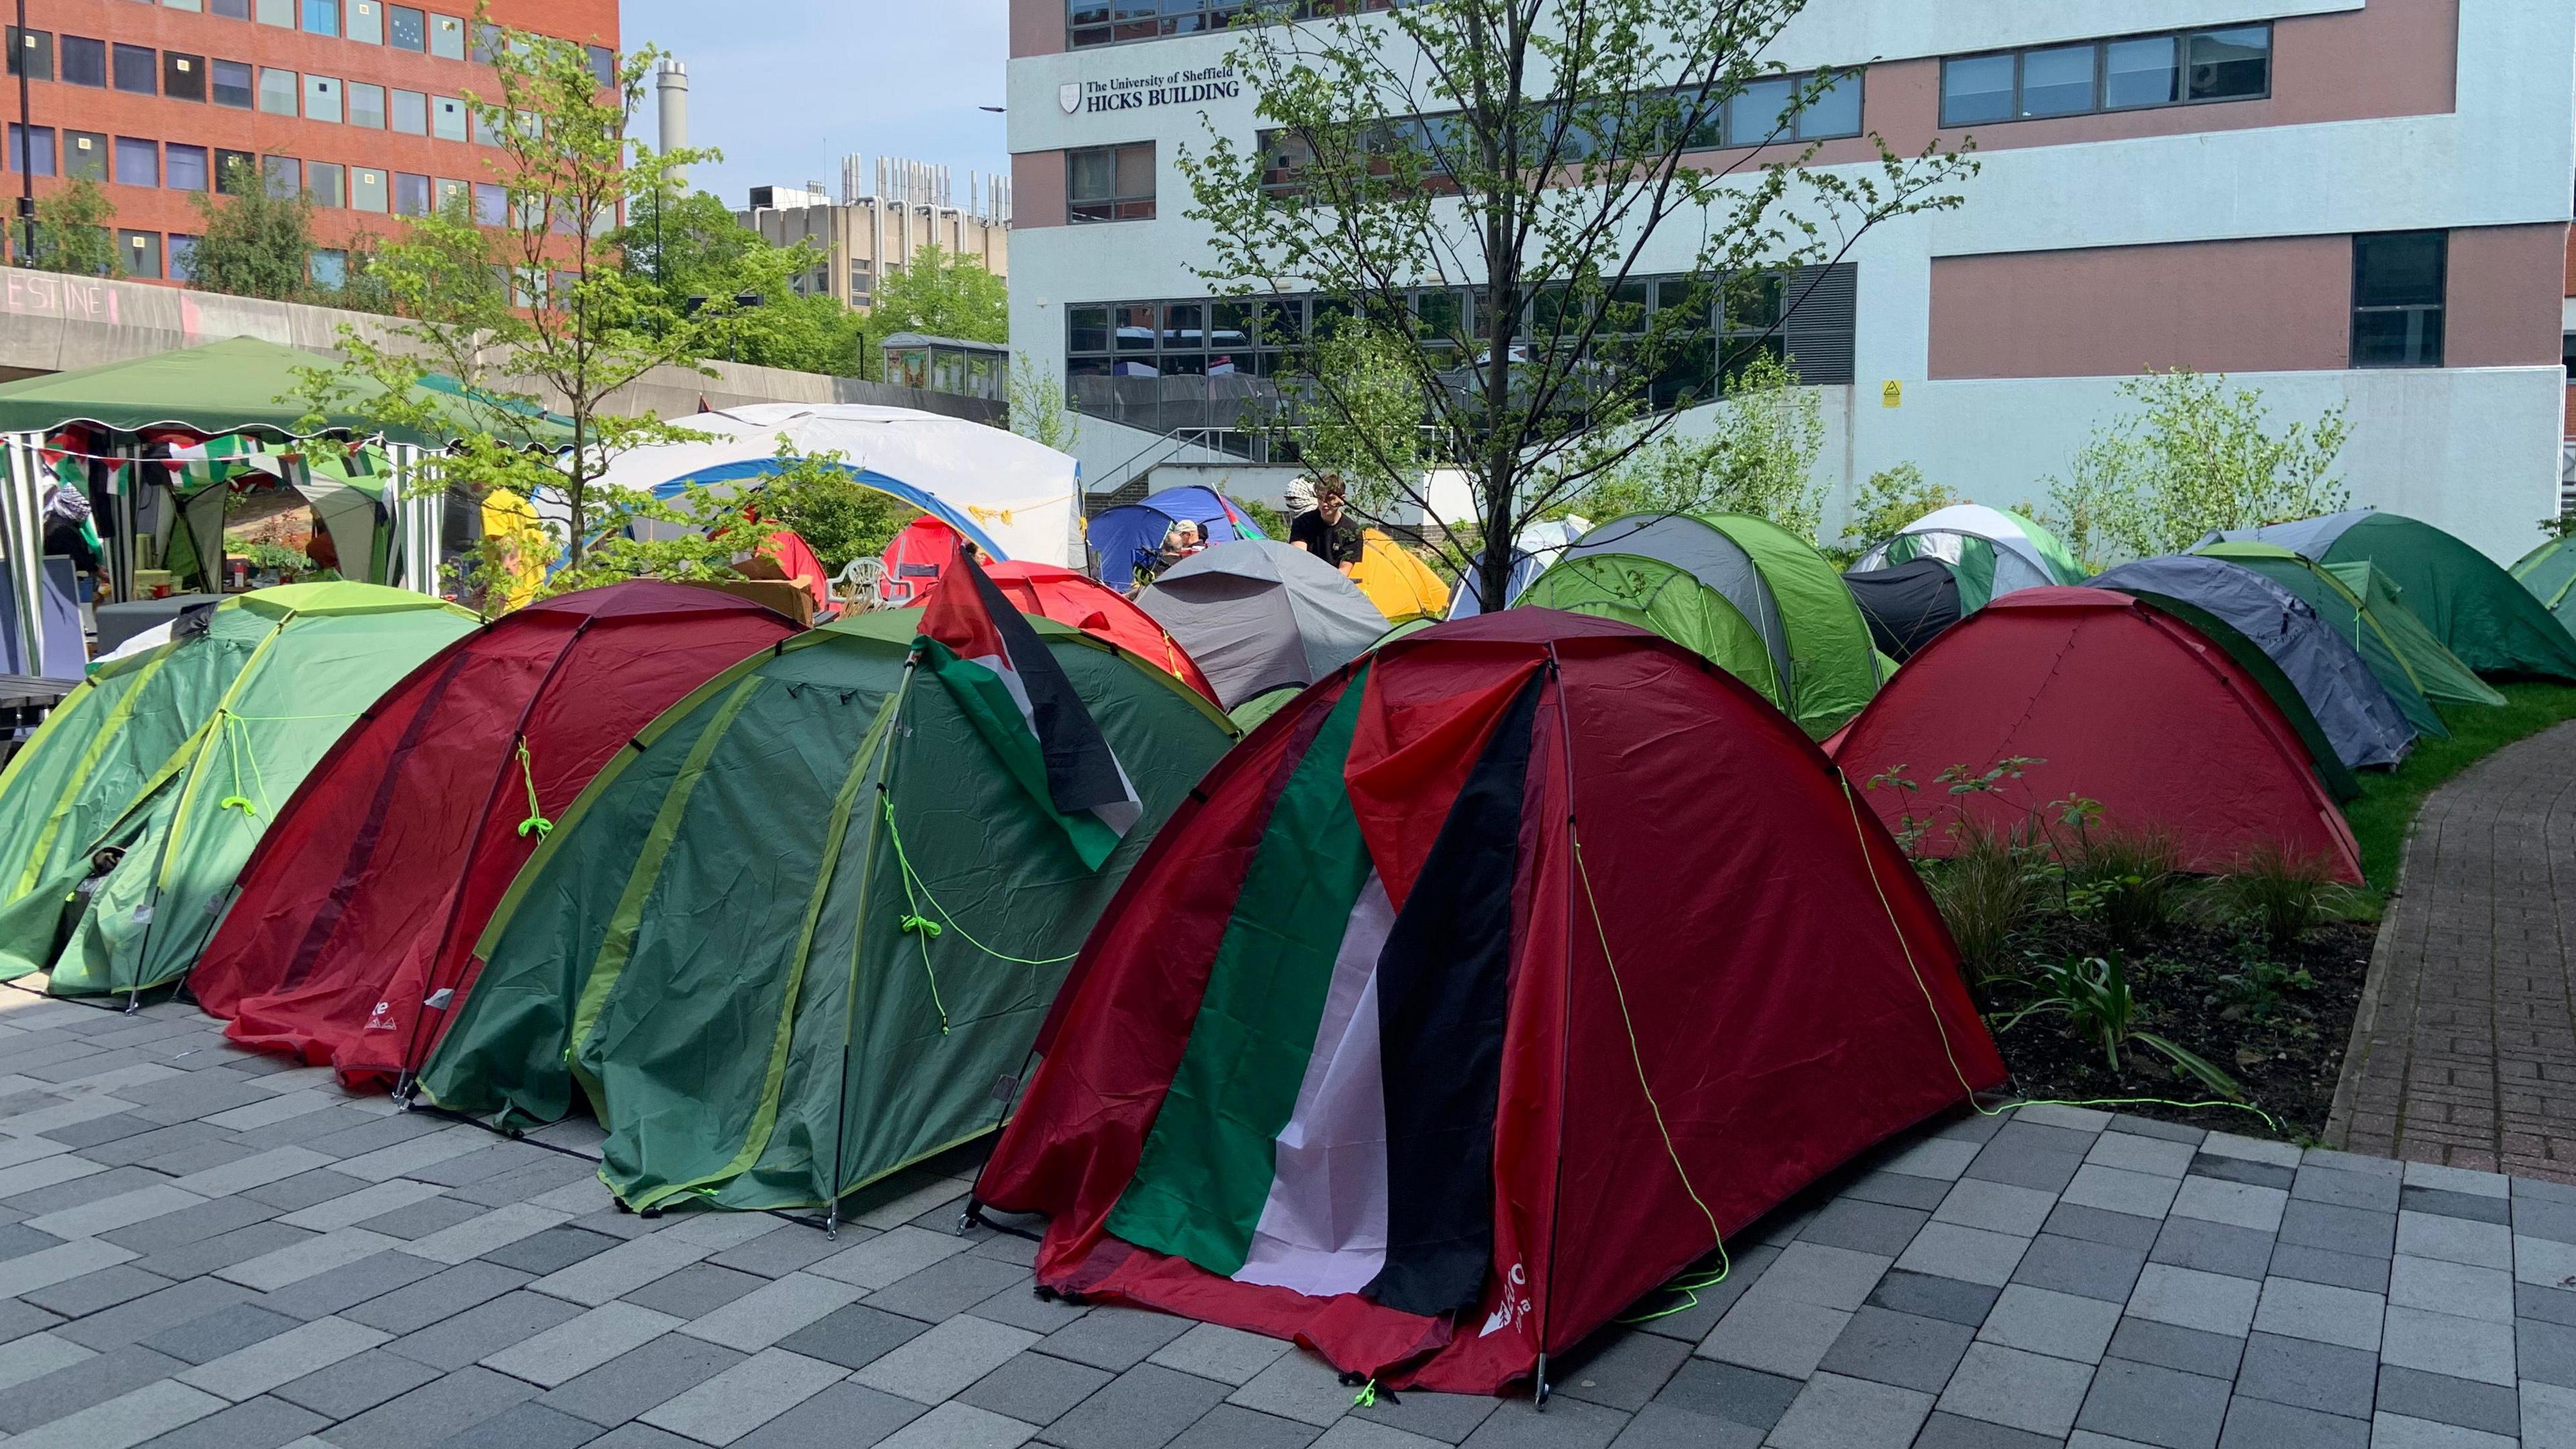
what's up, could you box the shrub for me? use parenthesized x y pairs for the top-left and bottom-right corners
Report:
(2060, 826), (2185, 949)
(1925, 820), (2043, 995)
(2221, 841), (2348, 949)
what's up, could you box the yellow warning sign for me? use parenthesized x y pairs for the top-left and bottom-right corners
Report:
(1881, 380), (1902, 409)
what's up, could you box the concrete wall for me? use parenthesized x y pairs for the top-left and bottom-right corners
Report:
(0, 265), (1003, 425)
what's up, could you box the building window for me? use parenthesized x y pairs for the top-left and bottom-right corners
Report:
(388, 5), (425, 50)
(394, 171), (431, 215)
(433, 96), (468, 142)
(312, 250), (347, 289)
(60, 36), (104, 89)
(8, 126), (54, 177)
(262, 156), (299, 198)
(256, 0), (293, 27)
(471, 22), (500, 64)
(2351, 230), (2445, 368)
(471, 107), (501, 147)
(113, 137), (158, 187)
(7, 30), (50, 83)
(352, 166), (388, 213)
(164, 52), (206, 102)
(211, 0), (250, 17)
(1068, 142), (1154, 223)
(64, 131), (105, 182)
(167, 144), (210, 192)
(347, 83), (386, 129)
(305, 161), (344, 209)
(1939, 23), (2270, 126)
(259, 68), (299, 117)
(347, 1), (383, 44)
(391, 89), (427, 134)
(168, 234), (199, 280)
(429, 13), (466, 60)
(111, 43), (155, 95)
(121, 231), (161, 280)
(302, 0), (337, 34)
(472, 181), (505, 225)
(584, 45), (615, 87)
(305, 74), (343, 123)
(212, 60), (254, 109)
(215, 149), (254, 193)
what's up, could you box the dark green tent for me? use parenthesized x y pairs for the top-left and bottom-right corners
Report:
(2194, 541), (2500, 739)
(2200, 511), (2576, 681)
(416, 610), (1236, 1216)
(2513, 535), (2576, 631)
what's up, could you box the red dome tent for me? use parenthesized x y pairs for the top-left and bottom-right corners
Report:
(877, 515), (965, 606)
(974, 610), (2001, 1395)
(916, 560), (1218, 701)
(190, 582), (799, 1086)
(1831, 587), (2362, 882)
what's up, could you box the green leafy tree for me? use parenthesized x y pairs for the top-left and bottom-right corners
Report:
(2043, 368), (2351, 568)
(1010, 354), (1081, 453)
(1278, 318), (1426, 518)
(183, 160), (317, 299)
(1575, 351), (1827, 539)
(296, 5), (724, 579)
(617, 188), (865, 374)
(1178, 0), (1974, 606)
(28, 178), (120, 278)
(859, 246), (1008, 375)
(1841, 461), (1962, 554)
(744, 441), (920, 573)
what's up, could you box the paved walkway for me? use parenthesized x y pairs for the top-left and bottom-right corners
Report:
(0, 994), (2571, 1447)
(2338, 722), (2576, 1181)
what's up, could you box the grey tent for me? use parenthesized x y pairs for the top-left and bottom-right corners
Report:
(1136, 539), (1386, 709)
(2091, 554), (2415, 771)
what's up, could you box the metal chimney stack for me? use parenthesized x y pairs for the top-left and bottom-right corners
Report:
(655, 60), (690, 181)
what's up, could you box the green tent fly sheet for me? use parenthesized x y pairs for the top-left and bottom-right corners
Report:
(2193, 541), (2500, 739)
(415, 610), (1236, 1216)
(0, 584), (476, 995)
(2513, 535), (2576, 632)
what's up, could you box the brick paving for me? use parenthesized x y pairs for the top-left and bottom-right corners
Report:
(2337, 721), (2576, 1181)
(0, 992), (2568, 1445)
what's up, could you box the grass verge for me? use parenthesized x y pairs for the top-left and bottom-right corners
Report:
(2345, 682), (2576, 900)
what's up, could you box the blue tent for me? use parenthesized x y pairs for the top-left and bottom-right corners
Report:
(2091, 553), (2416, 771)
(1088, 485), (1267, 593)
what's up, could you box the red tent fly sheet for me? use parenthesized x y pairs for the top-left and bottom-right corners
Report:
(1832, 587), (2363, 882)
(975, 610), (2001, 1393)
(190, 582), (798, 1085)
(917, 560), (1218, 702)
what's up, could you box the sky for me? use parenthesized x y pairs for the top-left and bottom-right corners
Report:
(619, 0), (1013, 209)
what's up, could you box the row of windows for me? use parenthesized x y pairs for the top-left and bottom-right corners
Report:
(13, 35), (517, 144)
(85, 227), (360, 286)
(11, 8), (613, 80)
(1939, 24), (2271, 125)
(1067, 0), (1415, 52)
(10, 127), (524, 223)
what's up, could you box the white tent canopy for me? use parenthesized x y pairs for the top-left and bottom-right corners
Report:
(591, 404), (1080, 568)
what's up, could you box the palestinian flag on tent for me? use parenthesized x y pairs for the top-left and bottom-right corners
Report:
(1105, 667), (1538, 1315)
(915, 553), (1141, 869)
(166, 433), (286, 492)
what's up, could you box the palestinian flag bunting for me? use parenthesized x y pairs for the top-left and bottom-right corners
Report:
(1104, 672), (1536, 1316)
(915, 553), (1141, 869)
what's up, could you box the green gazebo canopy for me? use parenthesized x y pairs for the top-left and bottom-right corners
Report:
(0, 336), (570, 447)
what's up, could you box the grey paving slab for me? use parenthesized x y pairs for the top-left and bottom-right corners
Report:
(731, 1382), (928, 1448)
(2076, 1358), (2234, 1449)
(1038, 1303), (1196, 1372)
(2231, 1332), (2378, 1416)
(2213, 1395), (2367, 1449)
(958, 1349), (1111, 1425)
(1816, 1304), (1974, 1393)
(775, 1300), (930, 1370)
(134, 1391), (331, 1449)
(537, 1333), (747, 1428)
(272, 1349), (445, 1419)
(1032, 1362), (1228, 1449)
(2377, 1364), (2521, 1438)
(316, 1365), (537, 1449)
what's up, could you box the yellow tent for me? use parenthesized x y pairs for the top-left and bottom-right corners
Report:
(1351, 529), (1449, 623)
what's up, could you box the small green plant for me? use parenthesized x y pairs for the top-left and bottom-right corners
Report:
(2216, 934), (2314, 1022)
(2220, 841), (2348, 949)
(236, 538), (309, 576)
(1999, 953), (2244, 1099)
(1923, 820), (2045, 995)
(2059, 824), (2185, 949)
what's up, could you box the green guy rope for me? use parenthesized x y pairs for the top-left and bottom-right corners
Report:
(515, 739), (553, 839)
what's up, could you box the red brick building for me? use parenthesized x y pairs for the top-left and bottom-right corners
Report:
(1, 0), (619, 284)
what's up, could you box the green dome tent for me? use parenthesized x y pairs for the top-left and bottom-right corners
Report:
(1854, 503), (2090, 608)
(2200, 511), (2576, 682)
(0, 584), (477, 995)
(2512, 535), (2576, 631)
(1520, 551), (1780, 692)
(1555, 512), (1882, 737)
(2194, 541), (2500, 739)
(415, 610), (1236, 1216)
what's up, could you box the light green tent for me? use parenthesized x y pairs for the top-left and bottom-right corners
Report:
(416, 610), (1237, 1216)
(1854, 502), (2090, 609)
(2200, 510), (2576, 682)
(1521, 551), (1780, 694)
(2512, 535), (2576, 631)
(2195, 541), (2502, 739)
(1555, 513), (1882, 737)
(0, 584), (477, 995)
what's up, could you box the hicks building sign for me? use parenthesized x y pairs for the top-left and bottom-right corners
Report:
(1059, 66), (1240, 114)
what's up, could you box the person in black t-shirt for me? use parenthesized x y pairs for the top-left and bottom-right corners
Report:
(1288, 475), (1364, 575)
